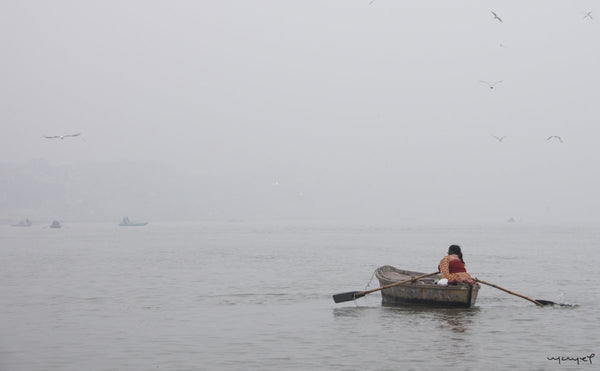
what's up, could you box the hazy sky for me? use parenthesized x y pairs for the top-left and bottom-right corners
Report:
(1, 1), (598, 223)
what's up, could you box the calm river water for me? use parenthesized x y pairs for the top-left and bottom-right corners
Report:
(1, 221), (598, 370)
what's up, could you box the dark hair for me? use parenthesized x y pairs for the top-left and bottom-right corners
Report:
(448, 244), (465, 264)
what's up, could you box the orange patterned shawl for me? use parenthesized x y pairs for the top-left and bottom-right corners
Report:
(438, 254), (475, 284)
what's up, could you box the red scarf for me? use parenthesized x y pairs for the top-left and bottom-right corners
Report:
(448, 259), (466, 273)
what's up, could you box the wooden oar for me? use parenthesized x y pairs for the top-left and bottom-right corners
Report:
(333, 271), (439, 303)
(474, 278), (558, 306)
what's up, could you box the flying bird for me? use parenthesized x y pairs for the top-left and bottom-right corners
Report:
(44, 133), (81, 140)
(492, 135), (506, 142)
(492, 11), (503, 23)
(583, 11), (593, 20)
(480, 80), (503, 89)
(547, 135), (563, 143)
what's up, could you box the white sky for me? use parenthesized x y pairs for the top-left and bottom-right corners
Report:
(0, 1), (598, 222)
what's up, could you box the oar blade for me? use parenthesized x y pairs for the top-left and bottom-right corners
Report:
(332, 291), (365, 303)
(535, 299), (573, 307)
(535, 299), (556, 306)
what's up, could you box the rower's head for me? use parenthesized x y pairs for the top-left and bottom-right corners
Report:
(448, 244), (465, 264)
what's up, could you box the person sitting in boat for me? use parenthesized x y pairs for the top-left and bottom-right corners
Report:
(438, 245), (476, 285)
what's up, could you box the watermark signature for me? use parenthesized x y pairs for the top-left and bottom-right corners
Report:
(547, 353), (595, 365)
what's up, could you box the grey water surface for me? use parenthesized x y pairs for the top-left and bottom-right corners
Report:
(1, 221), (598, 370)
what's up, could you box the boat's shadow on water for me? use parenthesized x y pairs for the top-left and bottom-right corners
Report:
(333, 305), (481, 334)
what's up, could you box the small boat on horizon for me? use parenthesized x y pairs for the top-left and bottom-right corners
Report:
(375, 266), (479, 308)
(11, 219), (32, 227)
(50, 220), (61, 229)
(119, 217), (148, 227)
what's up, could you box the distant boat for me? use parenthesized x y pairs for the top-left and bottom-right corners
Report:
(50, 220), (61, 228)
(119, 217), (148, 227)
(11, 219), (32, 227)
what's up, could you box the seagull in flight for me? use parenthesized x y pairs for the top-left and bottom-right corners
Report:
(583, 11), (593, 20)
(492, 135), (506, 142)
(43, 133), (81, 140)
(480, 80), (503, 89)
(547, 135), (563, 143)
(492, 11), (503, 23)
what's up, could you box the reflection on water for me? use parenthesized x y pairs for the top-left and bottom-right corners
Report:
(333, 305), (480, 336)
(333, 305), (479, 324)
(435, 308), (479, 334)
(385, 306), (480, 360)
(332, 306), (380, 318)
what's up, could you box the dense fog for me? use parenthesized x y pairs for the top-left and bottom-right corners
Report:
(1, 1), (598, 224)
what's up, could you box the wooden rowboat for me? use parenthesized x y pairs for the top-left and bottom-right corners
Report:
(375, 265), (479, 308)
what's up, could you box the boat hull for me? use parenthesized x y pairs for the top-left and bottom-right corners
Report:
(376, 265), (479, 308)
